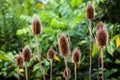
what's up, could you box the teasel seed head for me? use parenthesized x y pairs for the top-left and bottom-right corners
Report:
(22, 46), (31, 62)
(86, 2), (94, 20)
(16, 54), (24, 67)
(58, 33), (70, 56)
(63, 67), (71, 79)
(95, 27), (108, 47)
(32, 15), (42, 35)
(72, 48), (81, 64)
(96, 21), (104, 31)
(47, 47), (55, 60)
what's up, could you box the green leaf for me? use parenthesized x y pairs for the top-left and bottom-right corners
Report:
(43, 59), (50, 66)
(16, 27), (29, 36)
(0, 54), (8, 61)
(115, 59), (120, 64)
(92, 44), (98, 57)
(107, 41), (115, 56)
(71, 0), (82, 8)
(33, 63), (40, 72)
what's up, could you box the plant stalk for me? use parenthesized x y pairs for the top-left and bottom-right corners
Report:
(25, 62), (28, 80)
(50, 60), (53, 80)
(35, 35), (46, 80)
(74, 63), (77, 80)
(64, 55), (70, 80)
(18, 66), (20, 80)
(100, 47), (104, 80)
(89, 19), (92, 80)
(64, 56), (68, 68)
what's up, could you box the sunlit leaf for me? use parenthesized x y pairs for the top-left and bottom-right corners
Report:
(116, 37), (120, 48)
(92, 44), (98, 57)
(54, 56), (60, 61)
(16, 27), (29, 36)
(36, 3), (45, 9)
(19, 68), (24, 73)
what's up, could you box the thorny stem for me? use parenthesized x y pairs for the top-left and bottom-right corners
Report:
(35, 35), (46, 80)
(89, 19), (92, 80)
(64, 55), (70, 80)
(64, 56), (68, 68)
(50, 60), (53, 80)
(100, 47), (104, 80)
(18, 67), (20, 80)
(25, 62), (28, 80)
(74, 63), (77, 80)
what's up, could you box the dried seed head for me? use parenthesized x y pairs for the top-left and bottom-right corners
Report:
(47, 48), (55, 60)
(32, 16), (42, 35)
(16, 54), (24, 67)
(95, 28), (108, 47)
(72, 48), (81, 64)
(22, 46), (31, 62)
(86, 2), (94, 19)
(96, 21), (104, 31)
(63, 67), (71, 79)
(58, 33), (70, 56)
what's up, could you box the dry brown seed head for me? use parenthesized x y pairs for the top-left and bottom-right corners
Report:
(32, 16), (42, 35)
(95, 28), (108, 47)
(96, 21), (104, 31)
(47, 48), (55, 60)
(86, 2), (94, 20)
(16, 54), (24, 67)
(22, 46), (31, 62)
(72, 48), (81, 64)
(58, 33), (70, 56)
(63, 67), (71, 79)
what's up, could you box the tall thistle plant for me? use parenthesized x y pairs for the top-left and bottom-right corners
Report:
(47, 47), (55, 80)
(72, 48), (81, 80)
(86, 2), (94, 80)
(95, 21), (108, 80)
(32, 15), (46, 80)
(16, 52), (24, 80)
(58, 33), (71, 80)
(22, 46), (32, 80)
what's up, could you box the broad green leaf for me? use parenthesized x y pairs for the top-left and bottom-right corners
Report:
(107, 41), (115, 56)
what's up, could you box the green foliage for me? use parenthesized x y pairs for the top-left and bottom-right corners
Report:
(98, 0), (120, 24)
(0, 0), (120, 80)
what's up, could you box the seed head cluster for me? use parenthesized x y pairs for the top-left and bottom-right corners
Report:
(32, 17), (42, 35)
(72, 48), (81, 64)
(95, 22), (108, 47)
(47, 48), (55, 60)
(58, 33), (70, 56)
(86, 2), (94, 19)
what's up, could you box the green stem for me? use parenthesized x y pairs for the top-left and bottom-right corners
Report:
(35, 35), (46, 80)
(64, 56), (68, 68)
(74, 63), (77, 80)
(25, 62), (28, 80)
(50, 60), (53, 80)
(89, 19), (92, 80)
(18, 66), (20, 80)
(101, 47), (104, 80)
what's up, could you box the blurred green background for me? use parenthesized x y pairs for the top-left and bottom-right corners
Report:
(0, 0), (120, 80)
